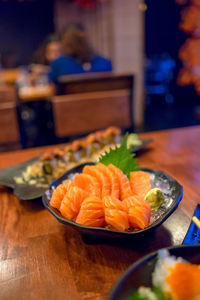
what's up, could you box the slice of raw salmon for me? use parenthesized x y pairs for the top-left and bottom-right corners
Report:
(50, 180), (74, 209)
(62, 179), (75, 191)
(128, 205), (151, 230)
(123, 195), (151, 230)
(103, 196), (127, 211)
(76, 196), (105, 227)
(108, 164), (133, 200)
(74, 173), (101, 197)
(105, 210), (129, 231)
(96, 163), (120, 199)
(59, 186), (89, 220)
(123, 195), (151, 211)
(130, 171), (151, 199)
(83, 165), (111, 198)
(103, 196), (129, 231)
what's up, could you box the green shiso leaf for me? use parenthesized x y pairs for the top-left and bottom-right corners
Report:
(97, 133), (140, 178)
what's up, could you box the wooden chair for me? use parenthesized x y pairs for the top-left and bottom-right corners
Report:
(51, 73), (134, 139)
(57, 72), (134, 95)
(0, 84), (17, 103)
(51, 89), (132, 137)
(0, 85), (20, 151)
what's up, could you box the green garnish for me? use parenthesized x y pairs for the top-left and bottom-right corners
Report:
(145, 188), (165, 211)
(126, 292), (149, 300)
(126, 287), (172, 300)
(127, 133), (142, 148)
(154, 287), (172, 300)
(98, 133), (140, 178)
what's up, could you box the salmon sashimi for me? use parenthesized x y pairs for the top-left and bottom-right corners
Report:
(76, 196), (105, 227)
(103, 196), (127, 212)
(128, 205), (151, 229)
(105, 210), (129, 231)
(123, 195), (151, 211)
(50, 180), (74, 209)
(74, 173), (101, 197)
(50, 163), (154, 232)
(96, 163), (120, 199)
(59, 186), (89, 220)
(108, 164), (133, 200)
(83, 165), (111, 198)
(103, 196), (129, 231)
(62, 179), (75, 191)
(123, 195), (151, 229)
(130, 171), (151, 199)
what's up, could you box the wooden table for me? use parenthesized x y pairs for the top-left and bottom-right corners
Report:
(0, 126), (200, 300)
(0, 69), (19, 85)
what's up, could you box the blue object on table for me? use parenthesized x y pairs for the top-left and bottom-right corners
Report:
(183, 204), (200, 245)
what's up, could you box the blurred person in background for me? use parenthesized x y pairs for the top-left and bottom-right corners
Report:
(29, 34), (61, 86)
(49, 22), (112, 83)
(33, 33), (61, 67)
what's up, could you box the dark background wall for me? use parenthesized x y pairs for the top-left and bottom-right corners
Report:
(145, 0), (197, 99)
(0, 0), (187, 67)
(0, 0), (193, 99)
(0, 0), (54, 67)
(145, 0), (186, 57)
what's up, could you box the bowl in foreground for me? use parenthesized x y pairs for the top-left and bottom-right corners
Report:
(108, 244), (200, 300)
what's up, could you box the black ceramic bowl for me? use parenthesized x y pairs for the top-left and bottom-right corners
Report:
(42, 163), (183, 242)
(108, 244), (200, 300)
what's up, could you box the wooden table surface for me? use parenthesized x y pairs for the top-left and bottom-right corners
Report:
(0, 69), (19, 85)
(0, 126), (200, 300)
